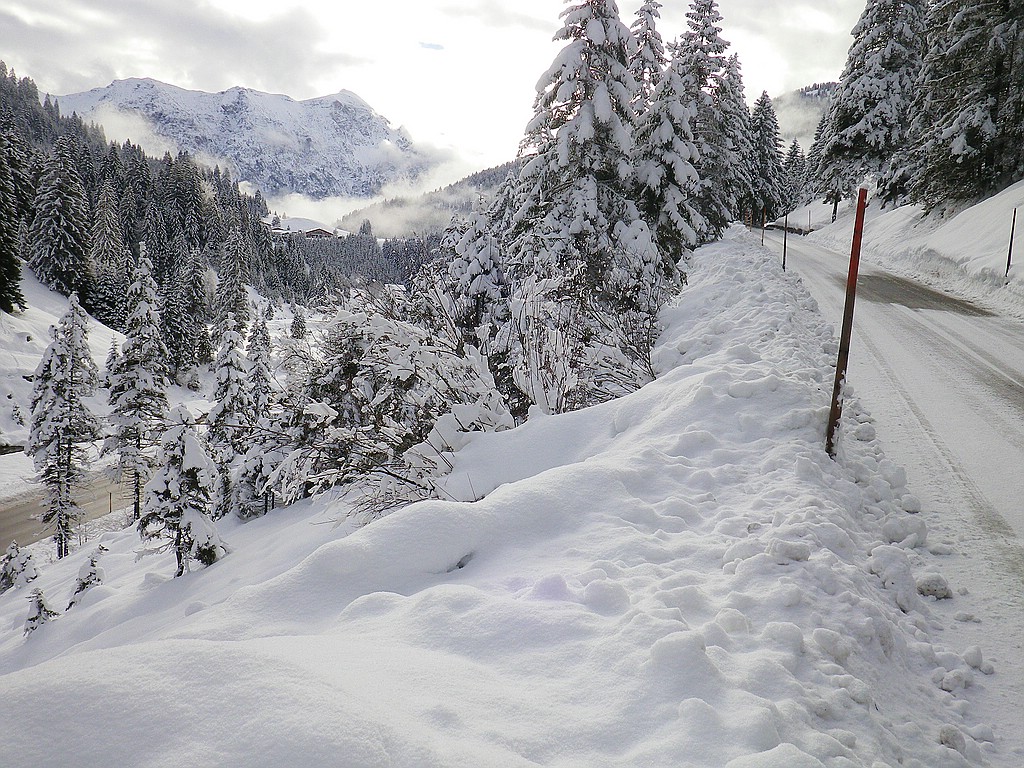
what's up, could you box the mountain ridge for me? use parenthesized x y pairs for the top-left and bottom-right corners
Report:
(56, 78), (439, 201)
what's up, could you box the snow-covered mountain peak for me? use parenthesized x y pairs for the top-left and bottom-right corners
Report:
(56, 79), (438, 200)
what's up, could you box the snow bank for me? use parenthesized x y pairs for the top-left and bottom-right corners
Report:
(0, 230), (993, 766)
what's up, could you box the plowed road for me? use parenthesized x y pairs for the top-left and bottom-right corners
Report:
(764, 229), (1024, 754)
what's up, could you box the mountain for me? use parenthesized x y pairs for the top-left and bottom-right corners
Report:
(772, 82), (837, 152)
(57, 78), (438, 200)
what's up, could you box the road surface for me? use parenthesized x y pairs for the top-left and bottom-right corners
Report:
(764, 230), (1024, 760)
(0, 474), (131, 550)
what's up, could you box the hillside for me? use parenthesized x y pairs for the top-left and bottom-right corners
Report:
(0, 228), (1000, 766)
(57, 78), (439, 200)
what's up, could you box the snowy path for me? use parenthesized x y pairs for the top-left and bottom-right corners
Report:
(765, 230), (1024, 762)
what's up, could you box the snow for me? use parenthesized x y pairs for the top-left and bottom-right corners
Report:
(0, 228), (1004, 766)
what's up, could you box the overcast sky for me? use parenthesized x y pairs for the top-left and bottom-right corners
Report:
(1, 0), (863, 180)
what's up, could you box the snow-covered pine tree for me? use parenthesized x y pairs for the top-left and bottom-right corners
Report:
(214, 227), (251, 340)
(715, 54), (755, 224)
(105, 251), (170, 522)
(0, 540), (38, 592)
(24, 587), (59, 635)
(909, 0), (1023, 208)
(89, 179), (131, 328)
(748, 91), (786, 223)
(678, 0), (736, 241)
(290, 304), (307, 340)
(817, 0), (925, 207)
(140, 405), (225, 577)
(0, 144), (26, 314)
(25, 294), (100, 559)
(505, 0), (669, 412)
(635, 40), (706, 262)
(208, 313), (254, 518)
(27, 137), (92, 299)
(449, 212), (507, 351)
(246, 311), (274, 417)
(629, 0), (667, 117)
(782, 140), (808, 214)
(67, 544), (107, 609)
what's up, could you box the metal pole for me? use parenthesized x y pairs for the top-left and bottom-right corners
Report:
(783, 214), (789, 271)
(826, 188), (869, 459)
(1006, 207), (1017, 278)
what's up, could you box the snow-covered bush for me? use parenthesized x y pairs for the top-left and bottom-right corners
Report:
(24, 587), (59, 635)
(139, 405), (226, 576)
(260, 302), (512, 516)
(0, 540), (38, 592)
(67, 544), (107, 609)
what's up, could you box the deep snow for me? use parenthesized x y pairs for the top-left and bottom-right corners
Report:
(0, 229), (1000, 767)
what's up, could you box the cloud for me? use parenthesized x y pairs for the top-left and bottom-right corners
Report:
(438, 1), (553, 33)
(418, 42), (445, 51)
(0, 0), (363, 99)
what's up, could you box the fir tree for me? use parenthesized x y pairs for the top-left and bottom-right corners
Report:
(449, 212), (507, 350)
(246, 312), (274, 417)
(715, 54), (755, 223)
(818, 0), (926, 207)
(89, 179), (131, 327)
(104, 252), (170, 522)
(748, 91), (786, 222)
(214, 227), (251, 339)
(140, 405), (225, 577)
(27, 138), (92, 299)
(25, 294), (100, 559)
(24, 587), (59, 635)
(782, 139), (808, 214)
(67, 544), (107, 609)
(629, 0), (667, 116)
(0, 540), (38, 592)
(290, 304), (307, 339)
(0, 144), (25, 313)
(208, 313), (254, 518)
(635, 41), (706, 261)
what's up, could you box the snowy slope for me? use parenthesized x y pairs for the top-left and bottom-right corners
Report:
(57, 78), (438, 199)
(0, 271), (120, 450)
(0, 230), (996, 767)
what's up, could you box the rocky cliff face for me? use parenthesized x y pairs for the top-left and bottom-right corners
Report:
(58, 78), (437, 199)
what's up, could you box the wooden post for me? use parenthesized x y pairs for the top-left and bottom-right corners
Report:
(1006, 207), (1017, 278)
(761, 208), (766, 245)
(783, 214), (789, 271)
(826, 188), (869, 459)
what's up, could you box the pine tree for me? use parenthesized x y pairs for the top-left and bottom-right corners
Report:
(909, 0), (1024, 208)
(24, 587), (59, 635)
(748, 91), (786, 222)
(0, 143), (25, 313)
(140, 405), (225, 577)
(105, 252), (170, 522)
(817, 0), (926, 207)
(67, 544), (107, 609)
(27, 138), (92, 299)
(25, 294), (100, 559)
(449, 212), (507, 350)
(208, 313), (254, 518)
(715, 54), (755, 223)
(89, 179), (131, 327)
(246, 312), (274, 417)
(290, 304), (307, 339)
(635, 41), (706, 261)
(629, 0), (667, 116)
(782, 139), (808, 214)
(214, 227), (251, 339)
(0, 540), (38, 592)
